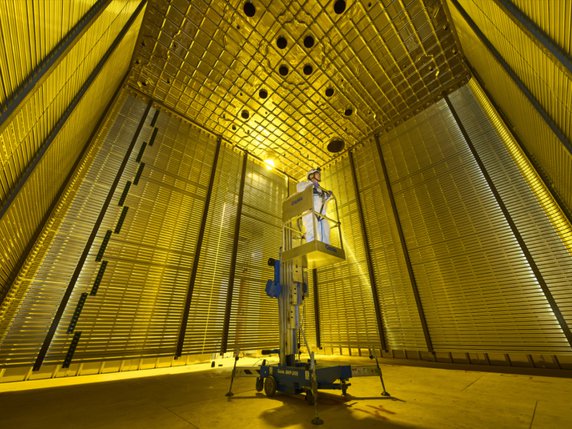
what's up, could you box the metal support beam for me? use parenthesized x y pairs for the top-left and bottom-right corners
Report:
(312, 268), (321, 348)
(445, 96), (572, 348)
(0, 72), (129, 305)
(33, 100), (153, 371)
(176, 137), (223, 358)
(220, 152), (249, 354)
(348, 150), (388, 351)
(496, 0), (572, 78)
(374, 134), (434, 352)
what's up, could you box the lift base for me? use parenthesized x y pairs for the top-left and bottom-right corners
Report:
(258, 362), (352, 401)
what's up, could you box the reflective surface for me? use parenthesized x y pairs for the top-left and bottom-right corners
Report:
(129, 0), (468, 178)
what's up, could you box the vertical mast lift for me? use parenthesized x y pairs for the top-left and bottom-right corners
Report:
(257, 185), (351, 407)
(225, 185), (391, 424)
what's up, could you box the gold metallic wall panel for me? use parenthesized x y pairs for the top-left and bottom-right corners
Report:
(316, 160), (380, 350)
(450, 0), (572, 217)
(353, 141), (427, 351)
(376, 91), (569, 353)
(456, 0), (571, 143)
(0, 1), (141, 203)
(510, 0), (572, 56)
(446, 0), (572, 214)
(0, 0), (97, 106)
(0, 92), (149, 365)
(450, 82), (572, 336)
(183, 147), (243, 355)
(52, 104), (218, 362)
(225, 160), (286, 353)
(0, 2), (145, 301)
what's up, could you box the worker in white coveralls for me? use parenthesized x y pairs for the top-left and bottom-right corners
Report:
(296, 168), (334, 244)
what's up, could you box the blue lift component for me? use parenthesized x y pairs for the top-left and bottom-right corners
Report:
(258, 256), (352, 405)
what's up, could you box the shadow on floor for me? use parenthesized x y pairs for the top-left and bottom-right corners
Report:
(228, 389), (413, 428)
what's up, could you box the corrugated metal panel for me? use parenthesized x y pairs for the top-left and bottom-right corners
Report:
(456, 0), (571, 145)
(0, 0), (97, 106)
(379, 94), (568, 353)
(0, 1), (145, 299)
(182, 146), (243, 355)
(510, 0), (572, 56)
(316, 159), (380, 352)
(353, 140), (427, 351)
(445, 0), (572, 217)
(225, 160), (286, 353)
(450, 82), (572, 348)
(0, 1), (141, 203)
(52, 104), (219, 362)
(0, 92), (151, 365)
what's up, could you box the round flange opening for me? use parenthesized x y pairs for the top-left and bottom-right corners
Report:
(303, 35), (315, 48)
(276, 36), (288, 49)
(334, 0), (347, 14)
(243, 1), (255, 17)
(327, 138), (345, 153)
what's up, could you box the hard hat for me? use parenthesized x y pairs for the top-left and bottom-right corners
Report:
(307, 167), (321, 180)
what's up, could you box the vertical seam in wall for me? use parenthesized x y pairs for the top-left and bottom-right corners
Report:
(374, 134), (434, 352)
(349, 150), (388, 351)
(312, 268), (321, 348)
(176, 137), (223, 358)
(220, 152), (249, 354)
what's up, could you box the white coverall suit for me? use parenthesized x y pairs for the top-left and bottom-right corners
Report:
(296, 180), (333, 244)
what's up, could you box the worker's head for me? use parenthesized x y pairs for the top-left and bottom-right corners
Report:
(307, 168), (321, 181)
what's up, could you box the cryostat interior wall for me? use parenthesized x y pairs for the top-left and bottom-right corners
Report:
(2, 80), (572, 381)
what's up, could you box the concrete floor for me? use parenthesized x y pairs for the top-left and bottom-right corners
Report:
(1, 356), (571, 428)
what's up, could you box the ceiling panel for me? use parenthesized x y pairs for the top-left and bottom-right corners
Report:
(129, 0), (468, 178)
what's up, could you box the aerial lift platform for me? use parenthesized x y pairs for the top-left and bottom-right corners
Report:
(226, 185), (389, 425)
(259, 184), (354, 424)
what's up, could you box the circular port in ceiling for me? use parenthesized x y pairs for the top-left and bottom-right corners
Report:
(303, 64), (313, 75)
(325, 87), (334, 97)
(276, 36), (288, 50)
(259, 88), (268, 99)
(241, 109), (250, 119)
(303, 35), (315, 48)
(232, 124), (237, 130)
(344, 107), (353, 116)
(334, 0), (347, 14)
(279, 65), (289, 76)
(327, 138), (345, 153)
(243, 1), (255, 17)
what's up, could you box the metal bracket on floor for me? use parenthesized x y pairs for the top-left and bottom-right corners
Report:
(225, 351), (240, 397)
(370, 348), (391, 397)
